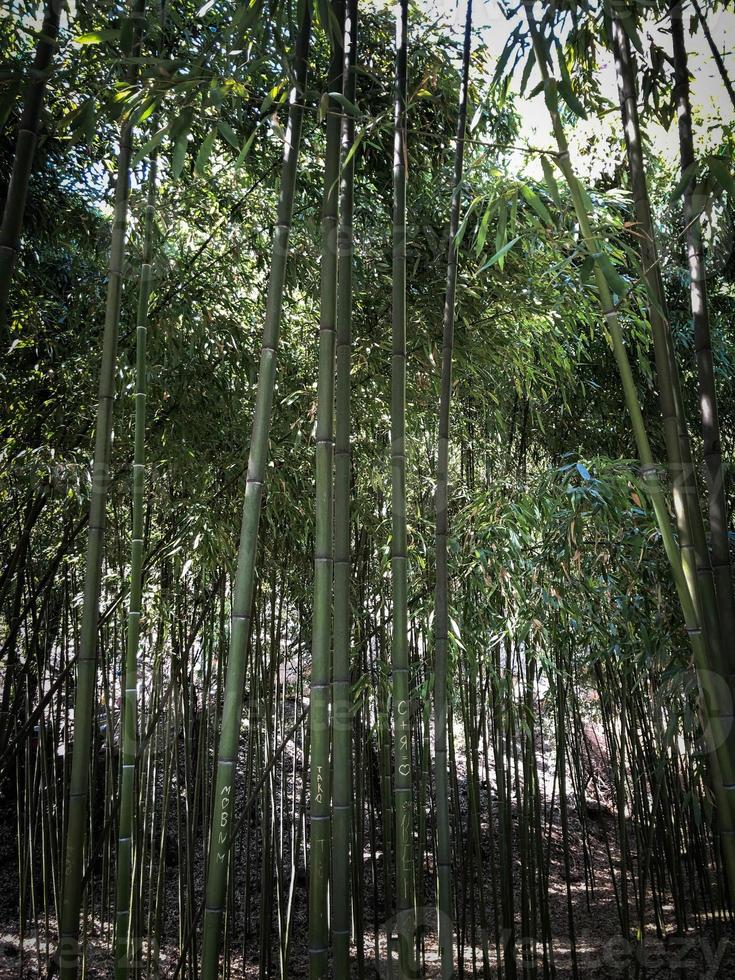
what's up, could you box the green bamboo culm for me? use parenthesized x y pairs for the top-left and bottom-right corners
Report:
(669, 1), (735, 652)
(58, 4), (146, 976)
(523, 1), (735, 893)
(331, 0), (358, 975)
(114, 155), (157, 980)
(391, 1), (416, 975)
(199, 6), (312, 977)
(433, 2), (472, 975)
(0, 0), (61, 341)
(309, 1), (344, 975)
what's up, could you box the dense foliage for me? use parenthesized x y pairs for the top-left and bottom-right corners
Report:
(1, 0), (735, 977)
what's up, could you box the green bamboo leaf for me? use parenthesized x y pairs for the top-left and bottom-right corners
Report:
(236, 125), (259, 165)
(195, 129), (216, 174)
(495, 197), (508, 256)
(477, 235), (520, 272)
(217, 119), (239, 149)
(671, 161), (698, 200)
(520, 48), (535, 95)
(579, 254), (595, 286)
(132, 127), (166, 167)
(455, 196), (481, 249)
(619, 11), (644, 55)
(557, 77), (587, 119)
(493, 27), (518, 83)
(540, 155), (562, 208)
(474, 201), (493, 256)
(172, 132), (189, 177)
(708, 157), (735, 199)
(543, 77), (559, 114)
(597, 254), (628, 298)
(342, 125), (365, 168)
(520, 184), (553, 226)
(74, 29), (120, 44)
(328, 91), (360, 117)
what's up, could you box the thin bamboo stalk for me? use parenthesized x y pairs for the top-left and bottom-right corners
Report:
(391, 1), (416, 975)
(332, 0), (358, 974)
(308, 2), (344, 975)
(199, 7), (312, 976)
(433, 3), (472, 974)
(58, 4), (146, 975)
(114, 154), (157, 980)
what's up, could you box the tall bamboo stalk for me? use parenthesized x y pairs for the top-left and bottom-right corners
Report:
(199, 7), (312, 976)
(669, 2), (735, 653)
(433, 2), (472, 975)
(0, 0), (61, 340)
(114, 154), (157, 980)
(522, 1), (735, 892)
(309, 1), (344, 975)
(58, 4), (146, 975)
(332, 0), (358, 975)
(391, 1), (416, 974)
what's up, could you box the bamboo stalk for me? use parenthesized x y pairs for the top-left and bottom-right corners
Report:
(199, 7), (312, 976)
(114, 153), (157, 980)
(332, 0), (358, 974)
(308, 2), (344, 975)
(58, 4), (146, 975)
(433, 3), (473, 974)
(391, 1), (416, 974)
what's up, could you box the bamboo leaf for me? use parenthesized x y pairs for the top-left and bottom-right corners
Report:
(342, 125), (365, 168)
(520, 184), (553, 226)
(597, 254), (628, 298)
(328, 91), (361, 117)
(217, 119), (239, 149)
(236, 125), (259, 165)
(671, 161), (698, 201)
(132, 127), (167, 167)
(477, 236), (520, 272)
(195, 129), (216, 175)
(172, 133), (189, 177)
(75, 29), (121, 45)
(474, 201), (493, 256)
(557, 77), (587, 119)
(708, 157), (735, 200)
(619, 11), (644, 55)
(540, 155), (562, 209)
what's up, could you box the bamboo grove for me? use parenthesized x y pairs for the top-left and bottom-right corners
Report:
(2, 0), (735, 977)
